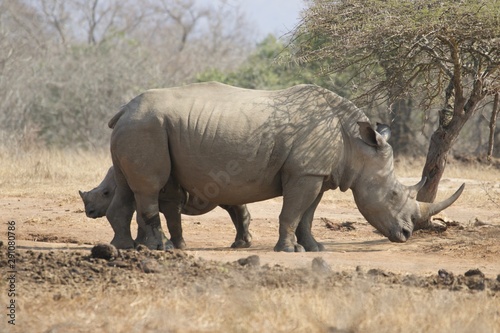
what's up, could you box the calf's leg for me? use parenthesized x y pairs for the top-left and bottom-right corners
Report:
(106, 168), (135, 249)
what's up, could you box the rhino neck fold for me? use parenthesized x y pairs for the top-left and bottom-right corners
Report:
(334, 125), (361, 192)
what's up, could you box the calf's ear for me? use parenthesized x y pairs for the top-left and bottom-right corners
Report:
(78, 190), (85, 199)
(357, 121), (386, 147)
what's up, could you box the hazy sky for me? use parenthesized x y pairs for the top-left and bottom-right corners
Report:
(236, 0), (306, 41)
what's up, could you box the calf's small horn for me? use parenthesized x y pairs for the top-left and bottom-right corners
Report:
(418, 183), (465, 219)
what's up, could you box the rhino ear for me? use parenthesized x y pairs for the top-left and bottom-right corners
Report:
(78, 190), (85, 199)
(358, 121), (386, 147)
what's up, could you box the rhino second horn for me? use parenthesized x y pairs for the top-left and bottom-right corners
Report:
(418, 183), (465, 220)
(408, 176), (427, 199)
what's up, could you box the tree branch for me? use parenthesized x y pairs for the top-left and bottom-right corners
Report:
(488, 92), (499, 159)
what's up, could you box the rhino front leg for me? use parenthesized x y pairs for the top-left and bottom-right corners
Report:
(296, 192), (325, 252)
(161, 200), (185, 250)
(220, 204), (252, 248)
(275, 176), (323, 252)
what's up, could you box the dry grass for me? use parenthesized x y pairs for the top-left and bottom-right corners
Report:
(2, 146), (499, 191)
(2, 146), (500, 333)
(0, 146), (111, 197)
(394, 155), (500, 181)
(2, 147), (498, 200)
(5, 278), (499, 333)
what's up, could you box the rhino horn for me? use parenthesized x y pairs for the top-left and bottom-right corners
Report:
(418, 183), (465, 220)
(408, 176), (427, 199)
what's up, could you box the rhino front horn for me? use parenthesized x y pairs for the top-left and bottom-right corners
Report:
(418, 183), (465, 221)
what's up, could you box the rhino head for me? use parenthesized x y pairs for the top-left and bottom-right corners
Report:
(348, 122), (464, 243)
(79, 167), (116, 218)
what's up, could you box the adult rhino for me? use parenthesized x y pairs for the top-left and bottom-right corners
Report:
(79, 166), (252, 249)
(107, 82), (464, 252)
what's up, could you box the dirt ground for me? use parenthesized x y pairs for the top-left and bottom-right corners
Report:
(1, 170), (500, 332)
(3, 177), (500, 276)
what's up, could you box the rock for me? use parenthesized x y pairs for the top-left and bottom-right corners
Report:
(135, 244), (150, 253)
(438, 269), (454, 285)
(464, 269), (485, 291)
(237, 255), (260, 268)
(140, 259), (162, 273)
(91, 243), (118, 261)
(312, 257), (331, 274)
(474, 218), (489, 227)
(464, 269), (484, 277)
(107, 260), (130, 268)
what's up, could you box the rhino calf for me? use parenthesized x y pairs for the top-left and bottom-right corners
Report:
(79, 166), (252, 249)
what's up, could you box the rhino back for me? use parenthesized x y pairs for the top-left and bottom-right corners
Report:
(137, 82), (367, 204)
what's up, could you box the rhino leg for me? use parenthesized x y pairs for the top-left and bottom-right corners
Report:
(134, 195), (168, 250)
(160, 200), (186, 250)
(274, 176), (323, 252)
(220, 204), (252, 248)
(135, 224), (175, 250)
(112, 128), (171, 251)
(296, 192), (325, 252)
(106, 170), (135, 249)
(135, 226), (146, 245)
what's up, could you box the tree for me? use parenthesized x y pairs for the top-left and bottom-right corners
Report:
(197, 34), (352, 95)
(290, 0), (500, 225)
(0, 0), (253, 149)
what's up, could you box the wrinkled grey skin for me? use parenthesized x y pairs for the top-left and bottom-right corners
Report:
(79, 166), (252, 249)
(107, 82), (464, 252)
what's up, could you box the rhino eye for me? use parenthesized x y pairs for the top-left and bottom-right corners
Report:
(103, 190), (109, 196)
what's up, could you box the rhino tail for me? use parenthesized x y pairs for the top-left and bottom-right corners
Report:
(108, 106), (127, 129)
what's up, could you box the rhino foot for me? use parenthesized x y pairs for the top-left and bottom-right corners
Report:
(231, 239), (252, 249)
(110, 236), (135, 250)
(274, 242), (305, 252)
(300, 240), (325, 252)
(231, 232), (252, 249)
(164, 239), (175, 250)
(171, 237), (186, 250)
(140, 225), (168, 251)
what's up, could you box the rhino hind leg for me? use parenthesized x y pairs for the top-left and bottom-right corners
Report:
(295, 193), (325, 252)
(135, 199), (168, 250)
(112, 128), (171, 251)
(220, 204), (252, 248)
(135, 225), (175, 250)
(275, 176), (323, 252)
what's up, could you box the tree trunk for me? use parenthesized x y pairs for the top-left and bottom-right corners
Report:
(417, 127), (454, 203)
(415, 79), (486, 229)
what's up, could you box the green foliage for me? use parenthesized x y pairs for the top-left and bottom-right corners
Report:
(289, 0), (500, 160)
(293, 0), (500, 107)
(197, 35), (352, 97)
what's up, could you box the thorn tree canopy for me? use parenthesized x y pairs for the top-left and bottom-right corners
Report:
(290, 0), (500, 219)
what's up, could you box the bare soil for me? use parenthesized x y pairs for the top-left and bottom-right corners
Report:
(1, 173), (500, 332)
